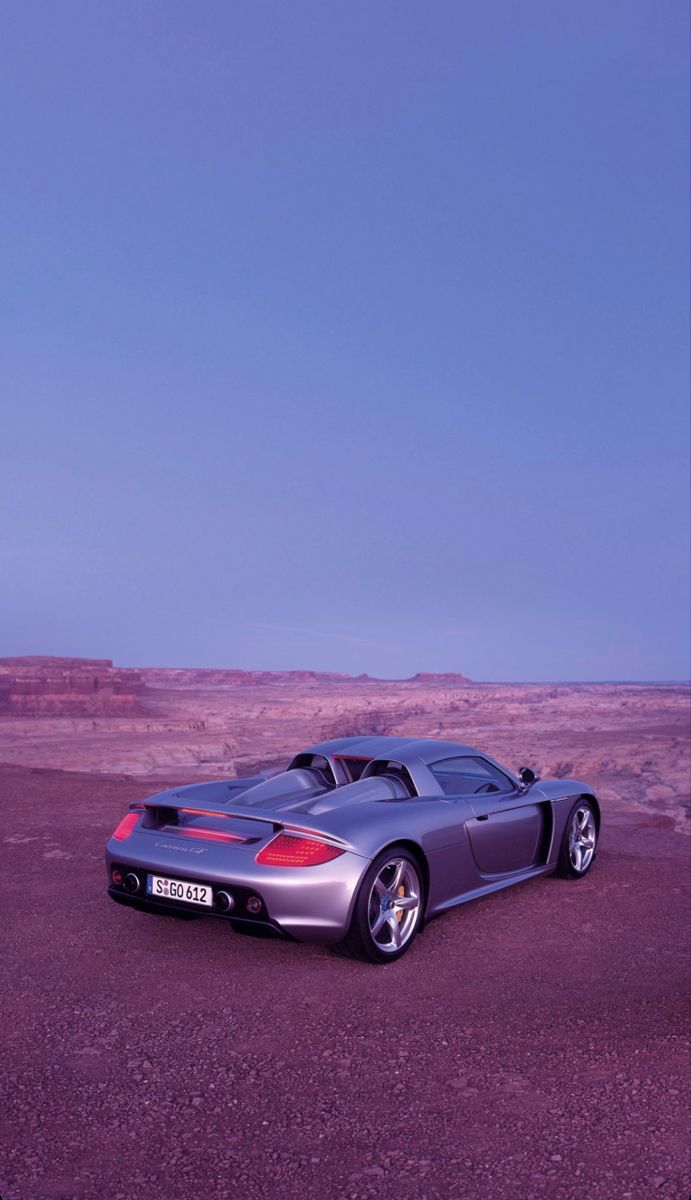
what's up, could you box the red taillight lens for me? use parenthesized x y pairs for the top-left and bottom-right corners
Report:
(256, 832), (345, 867)
(112, 811), (141, 841)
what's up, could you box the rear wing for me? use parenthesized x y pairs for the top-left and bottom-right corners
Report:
(139, 796), (350, 851)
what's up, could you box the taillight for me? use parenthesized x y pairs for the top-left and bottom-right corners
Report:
(256, 832), (345, 867)
(112, 811), (141, 841)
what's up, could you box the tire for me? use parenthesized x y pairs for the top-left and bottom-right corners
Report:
(332, 847), (424, 964)
(555, 798), (599, 879)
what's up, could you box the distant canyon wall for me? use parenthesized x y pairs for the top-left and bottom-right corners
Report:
(0, 657), (143, 715)
(0, 657), (471, 716)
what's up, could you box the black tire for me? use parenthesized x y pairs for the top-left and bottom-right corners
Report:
(332, 846), (424, 964)
(555, 798), (599, 879)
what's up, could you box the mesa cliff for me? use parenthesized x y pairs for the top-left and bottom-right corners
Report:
(0, 657), (143, 716)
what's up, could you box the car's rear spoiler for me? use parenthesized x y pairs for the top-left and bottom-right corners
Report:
(141, 796), (350, 850)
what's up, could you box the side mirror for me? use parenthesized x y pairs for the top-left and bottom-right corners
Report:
(519, 766), (538, 786)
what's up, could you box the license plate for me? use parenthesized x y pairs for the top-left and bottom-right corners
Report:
(147, 874), (213, 906)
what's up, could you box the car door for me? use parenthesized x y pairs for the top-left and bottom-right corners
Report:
(430, 756), (543, 876)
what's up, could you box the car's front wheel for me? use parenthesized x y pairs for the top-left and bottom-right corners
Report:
(332, 847), (423, 964)
(555, 799), (599, 878)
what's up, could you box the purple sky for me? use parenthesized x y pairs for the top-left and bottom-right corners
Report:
(1, 2), (689, 680)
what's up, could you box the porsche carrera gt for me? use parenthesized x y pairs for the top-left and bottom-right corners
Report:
(105, 735), (600, 963)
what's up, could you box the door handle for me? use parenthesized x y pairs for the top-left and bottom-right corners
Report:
(476, 814), (489, 822)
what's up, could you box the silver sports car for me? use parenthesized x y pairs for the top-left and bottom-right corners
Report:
(105, 735), (600, 963)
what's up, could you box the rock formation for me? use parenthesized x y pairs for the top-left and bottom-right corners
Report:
(0, 657), (143, 715)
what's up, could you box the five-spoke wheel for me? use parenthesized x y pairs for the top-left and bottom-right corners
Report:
(368, 857), (421, 955)
(556, 799), (599, 878)
(333, 846), (423, 963)
(569, 806), (597, 872)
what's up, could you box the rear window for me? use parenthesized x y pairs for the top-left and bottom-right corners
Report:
(335, 757), (370, 783)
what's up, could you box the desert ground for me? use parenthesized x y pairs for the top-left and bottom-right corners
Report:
(1, 660), (689, 1199)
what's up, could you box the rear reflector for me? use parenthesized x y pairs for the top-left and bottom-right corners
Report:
(256, 832), (345, 867)
(112, 811), (141, 841)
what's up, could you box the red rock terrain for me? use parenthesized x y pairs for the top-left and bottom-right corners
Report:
(1, 658), (689, 1199)
(0, 658), (688, 832)
(0, 656), (143, 716)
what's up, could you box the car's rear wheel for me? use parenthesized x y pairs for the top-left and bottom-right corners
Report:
(332, 847), (423, 964)
(555, 799), (599, 878)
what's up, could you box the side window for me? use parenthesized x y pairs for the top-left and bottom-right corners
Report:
(430, 756), (514, 797)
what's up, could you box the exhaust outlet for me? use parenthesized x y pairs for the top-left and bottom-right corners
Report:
(124, 872), (140, 893)
(215, 890), (234, 912)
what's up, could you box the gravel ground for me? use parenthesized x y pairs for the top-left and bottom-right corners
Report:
(2, 764), (689, 1200)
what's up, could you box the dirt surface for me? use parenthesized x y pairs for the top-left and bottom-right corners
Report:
(2, 763), (689, 1200)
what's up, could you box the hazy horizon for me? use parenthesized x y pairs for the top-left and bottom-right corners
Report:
(2, 649), (689, 686)
(2, 2), (689, 682)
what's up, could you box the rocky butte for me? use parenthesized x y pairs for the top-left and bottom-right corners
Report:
(0, 656), (143, 716)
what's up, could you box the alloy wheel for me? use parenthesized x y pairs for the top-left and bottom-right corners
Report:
(367, 857), (421, 954)
(569, 806), (597, 873)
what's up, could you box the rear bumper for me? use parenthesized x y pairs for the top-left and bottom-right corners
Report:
(105, 834), (368, 943)
(108, 887), (289, 937)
